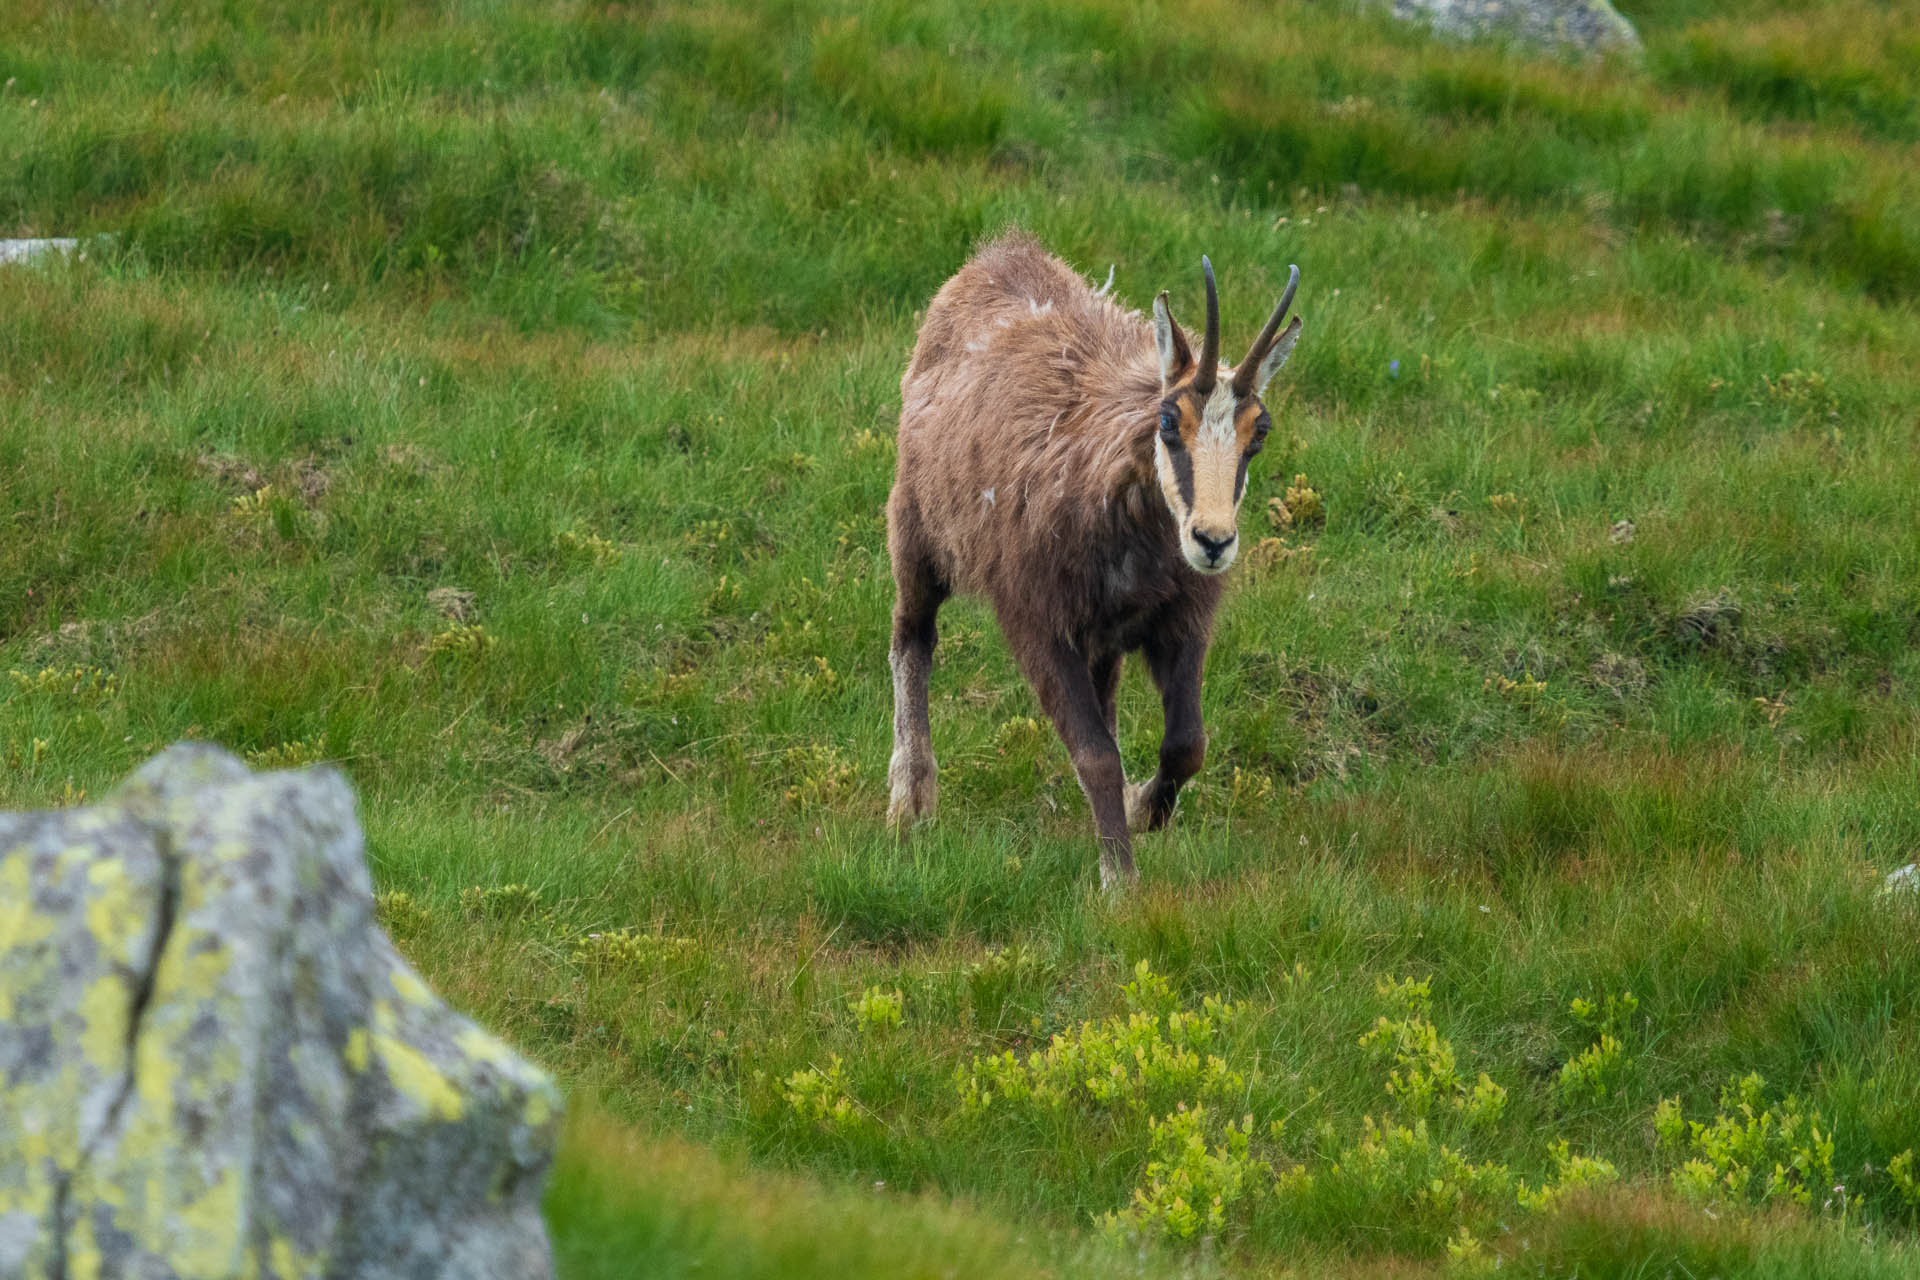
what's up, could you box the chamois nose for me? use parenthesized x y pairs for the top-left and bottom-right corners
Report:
(1191, 527), (1236, 563)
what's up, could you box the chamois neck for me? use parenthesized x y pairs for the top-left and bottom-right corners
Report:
(1083, 348), (1165, 498)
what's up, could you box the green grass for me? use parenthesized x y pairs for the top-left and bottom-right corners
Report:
(546, 1101), (1180, 1280)
(5, 0), (1920, 1274)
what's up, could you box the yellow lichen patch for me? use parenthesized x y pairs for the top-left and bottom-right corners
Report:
(84, 858), (145, 968)
(133, 1012), (182, 1112)
(456, 1023), (520, 1070)
(0, 892), (51, 1024)
(210, 840), (255, 871)
(148, 918), (233, 1004)
(129, 937), (233, 1124)
(263, 1228), (320, 1279)
(373, 1030), (465, 1122)
(0, 846), (58, 953)
(127, 917), (244, 1159)
(390, 967), (434, 1008)
(344, 1027), (371, 1074)
(63, 1221), (103, 1280)
(524, 1089), (553, 1130)
(167, 1163), (248, 1276)
(11, 1121), (52, 1168)
(77, 975), (133, 1071)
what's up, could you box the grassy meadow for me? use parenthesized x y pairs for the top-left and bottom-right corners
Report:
(6, 0), (1920, 1273)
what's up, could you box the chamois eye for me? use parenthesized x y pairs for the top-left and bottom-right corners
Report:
(1246, 410), (1272, 455)
(1158, 407), (1181, 444)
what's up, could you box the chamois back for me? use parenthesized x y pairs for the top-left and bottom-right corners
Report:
(892, 233), (1172, 629)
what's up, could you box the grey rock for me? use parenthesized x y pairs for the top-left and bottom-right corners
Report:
(1390, 0), (1641, 55)
(0, 239), (80, 266)
(0, 744), (560, 1278)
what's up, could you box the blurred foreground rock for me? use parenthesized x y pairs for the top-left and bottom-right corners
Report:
(0, 745), (560, 1278)
(1389, 0), (1640, 55)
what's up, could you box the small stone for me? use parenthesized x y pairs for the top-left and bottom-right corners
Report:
(428, 586), (477, 622)
(1608, 519), (1635, 545)
(1385, 0), (1639, 54)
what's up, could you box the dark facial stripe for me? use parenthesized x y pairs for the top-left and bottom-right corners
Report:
(1170, 439), (1195, 507)
(1233, 453), (1251, 504)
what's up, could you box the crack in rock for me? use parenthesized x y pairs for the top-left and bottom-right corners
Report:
(49, 828), (180, 1270)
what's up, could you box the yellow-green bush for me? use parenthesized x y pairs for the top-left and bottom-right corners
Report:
(571, 929), (697, 977)
(1659, 1073), (1837, 1210)
(849, 985), (903, 1035)
(1103, 1106), (1265, 1243)
(955, 962), (1244, 1118)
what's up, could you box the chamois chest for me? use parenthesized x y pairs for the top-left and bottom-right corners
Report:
(1073, 506), (1213, 656)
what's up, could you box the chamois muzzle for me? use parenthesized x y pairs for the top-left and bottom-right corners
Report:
(1190, 526), (1237, 568)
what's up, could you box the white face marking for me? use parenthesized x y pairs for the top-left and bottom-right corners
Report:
(1156, 372), (1248, 576)
(1197, 375), (1237, 451)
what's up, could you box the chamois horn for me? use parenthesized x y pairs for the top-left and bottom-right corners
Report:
(1193, 255), (1221, 395)
(1233, 263), (1300, 399)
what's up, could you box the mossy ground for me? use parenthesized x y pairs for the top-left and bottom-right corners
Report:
(5, 0), (1920, 1274)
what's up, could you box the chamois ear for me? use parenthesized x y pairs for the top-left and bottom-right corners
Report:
(1152, 291), (1192, 390)
(1250, 315), (1303, 398)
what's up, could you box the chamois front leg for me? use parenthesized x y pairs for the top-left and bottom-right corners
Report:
(1091, 651), (1122, 742)
(1023, 639), (1136, 890)
(887, 562), (947, 829)
(1127, 633), (1207, 833)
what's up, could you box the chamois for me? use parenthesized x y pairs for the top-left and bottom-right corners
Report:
(885, 232), (1304, 889)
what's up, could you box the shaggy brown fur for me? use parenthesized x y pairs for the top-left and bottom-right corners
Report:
(885, 231), (1303, 888)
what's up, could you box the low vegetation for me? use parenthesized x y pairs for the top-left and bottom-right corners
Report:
(4, 0), (1919, 1274)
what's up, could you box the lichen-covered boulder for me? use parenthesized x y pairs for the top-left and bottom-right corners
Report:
(0, 745), (561, 1278)
(1389, 0), (1640, 55)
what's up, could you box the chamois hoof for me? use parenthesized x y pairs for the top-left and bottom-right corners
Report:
(1123, 779), (1155, 833)
(886, 754), (938, 830)
(1124, 778), (1177, 833)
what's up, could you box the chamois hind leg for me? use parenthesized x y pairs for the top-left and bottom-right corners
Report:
(886, 547), (946, 829)
(1126, 632), (1207, 834)
(1019, 637), (1136, 891)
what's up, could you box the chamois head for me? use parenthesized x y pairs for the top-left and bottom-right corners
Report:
(1150, 259), (1303, 575)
